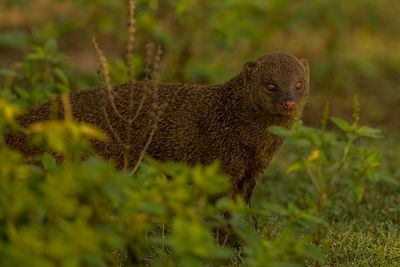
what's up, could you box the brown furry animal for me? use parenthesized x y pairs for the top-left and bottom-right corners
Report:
(6, 52), (310, 201)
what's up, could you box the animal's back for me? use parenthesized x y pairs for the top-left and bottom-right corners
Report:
(6, 80), (222, 167)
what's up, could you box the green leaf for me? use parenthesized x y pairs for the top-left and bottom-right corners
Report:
(41, 152), (56, 171)
(330, 117), (351, 132)
(192, 162), (230, 195)
(346, 132), (358, 142)
(263, 202), (289, 216)
(53, 68), (69, 86)
(365, 151), (382, 167)
(267, 125), (293, 137)
(368, 169), (399, 184)
(0, 67), (18, 77)
(0, 30), (30, 48)
(351, 182), (365, 202)
(355, 126), (382, 138)
(14, 85), (30, 99)
(45, 38), (58, 52)
(304, 244), (326, 264)
(286, 161), (305, 174)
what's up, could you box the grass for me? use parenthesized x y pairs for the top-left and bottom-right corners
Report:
(252, 140), (400, 265)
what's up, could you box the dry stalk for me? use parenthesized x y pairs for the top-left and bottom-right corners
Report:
(131, 120), (157, 174)
(127, 0), (136, 80)
(49, 99), (59, 120)
(128, 43), (160, 130)
(91, 1), (166, 173)
(131, 44), (165, 174)
(61, 93), (73, 121)
(123, 89), (135, 170)
(131, 92), (146, 122)
(131, 82), (166, 175)
(124, 0), (137, 168)
(92, 36), (126, 121)
(93, 38), (134, 166)
(222, 233), (230, 247)
(144, 43), (154, 81)
(102, 106), (128, 149)
(152, 45), (163, 80)
(93, 36), (132, 167)
(130, 43), (161, 124)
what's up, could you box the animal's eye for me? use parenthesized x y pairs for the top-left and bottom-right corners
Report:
(296, 82), (302, 89)
(267, 83), (276, 91)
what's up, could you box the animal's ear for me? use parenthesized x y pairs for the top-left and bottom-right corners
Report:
(243, 61), (259, 84)
(299, 58), (310, 77)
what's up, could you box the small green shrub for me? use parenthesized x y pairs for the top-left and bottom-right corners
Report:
(0, 39), (70, 108)
(269, 96), (396, 216)
(0, 97), (326, 266)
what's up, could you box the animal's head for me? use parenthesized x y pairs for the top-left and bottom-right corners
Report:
(242, 52), (310, 116)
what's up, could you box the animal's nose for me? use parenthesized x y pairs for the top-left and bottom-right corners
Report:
(283, 100), (297, 110)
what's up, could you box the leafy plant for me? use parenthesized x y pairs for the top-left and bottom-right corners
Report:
(0, 94), (325, 266)
(269, 95), (395, 215)
(1, 39), (70, 108)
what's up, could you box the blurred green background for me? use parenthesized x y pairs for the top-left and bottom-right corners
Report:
(2, 1), (400, 265)
(1, 0), (400, 130)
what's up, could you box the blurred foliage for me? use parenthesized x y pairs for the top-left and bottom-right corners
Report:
(0, 39), (70, 108)
(0, 98), (327, 266)
(1, 0), (400, 127)
(1, 0), (400, 265)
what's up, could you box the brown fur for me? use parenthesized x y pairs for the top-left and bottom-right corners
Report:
(5, 52), (310, 201)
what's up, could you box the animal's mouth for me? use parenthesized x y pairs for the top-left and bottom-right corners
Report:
(277, 100), (298, 115)
(275, 106), (298, 116)
(267, 108), (296, 118)
(283, 100), (297, 110)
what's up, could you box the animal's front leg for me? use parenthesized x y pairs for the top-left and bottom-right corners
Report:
(220, 143), (255, 201)
(228, 172), (256, 203)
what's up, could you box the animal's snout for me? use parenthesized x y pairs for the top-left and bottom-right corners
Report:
(283, 100), (297, 110)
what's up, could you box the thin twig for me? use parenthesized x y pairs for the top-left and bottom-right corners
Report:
(144, 43), (154, 81)
(152, 45), (163, 80)
(222, 233), (230, 247)
(123, 89), (135, 170)
(248, 200), (259, 231)
(131, 123), (156, 174)
(92, 37), (127, 121)
(102, 106), (129, 150)
(131, 92), (146, 122)
(61, 93), (73, 121)
(127, 0), (136, 80)
(49, 99), (59, 120)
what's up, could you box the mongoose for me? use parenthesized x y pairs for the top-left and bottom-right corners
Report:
(5, 52), (310, 201)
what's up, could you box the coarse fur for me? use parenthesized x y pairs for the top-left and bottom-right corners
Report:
(5, 52), (310, 201)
